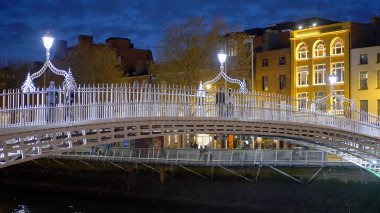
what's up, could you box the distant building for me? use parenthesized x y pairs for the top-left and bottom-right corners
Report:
(256, 48), (291, 95)
(0, 66), (16, 90)
(54, 35), (153, 84)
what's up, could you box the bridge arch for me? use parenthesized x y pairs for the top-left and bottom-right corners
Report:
(1, 83), (379, 177)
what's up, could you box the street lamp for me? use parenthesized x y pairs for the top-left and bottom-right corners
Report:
(313, 71), (355, 112)
(218, 50), (227, 91)
(196, 50), (247, 97)
(217, 51), (227, 64)
(43, 34), (54, 60)
(21, 33), (77, 93)
(328, 74), (337, 90)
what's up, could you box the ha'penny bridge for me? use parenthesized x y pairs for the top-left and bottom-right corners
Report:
(1, 34), (380, 182)
(0, 83), (380, 180)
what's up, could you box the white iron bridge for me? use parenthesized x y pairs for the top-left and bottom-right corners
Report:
(0, 83), (379, 178)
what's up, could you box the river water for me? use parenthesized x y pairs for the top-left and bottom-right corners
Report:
(0, 187), (225, 213)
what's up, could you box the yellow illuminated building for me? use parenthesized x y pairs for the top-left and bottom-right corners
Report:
(351, 46), (380, 115)
(255, 48), (291, 95)
(290, 22), (351, 109)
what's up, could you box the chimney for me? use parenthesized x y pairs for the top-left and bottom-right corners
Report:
(78, 35), (93, 45)
(371, 16), (380, 27)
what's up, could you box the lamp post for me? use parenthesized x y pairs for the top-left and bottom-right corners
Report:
(218, 51), (227, 91)
(196, 50), (247, 97)
(21, 33), (77, 93)
(43, 34), (54, 60)
(313, 71), (355, 113)
(328, 73), (337, 110)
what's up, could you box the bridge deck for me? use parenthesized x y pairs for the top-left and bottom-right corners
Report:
(53, 148), (353, 168)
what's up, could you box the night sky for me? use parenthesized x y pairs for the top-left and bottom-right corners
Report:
(0, 0), (379, 63)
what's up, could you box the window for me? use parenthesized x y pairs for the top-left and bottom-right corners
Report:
(315, 91), (327, 110)
(279, 57), (286, 65)
(262, 58), (268, 67)
(228, 41), (237, 56)
(332, 62), (344, 83)
(359, 71), (368, 89)
(313, 40), (326, 57)
(314, 64), (326, 85)
(262, 76), (269, 91)
(297, 43), (308, 60)
(360, 54), (368, 64)
(378, 100), (380, 116)
(297, 93), (308, 110)
(332, 38), (344, 55)
(360, 100), (368, 112)
(378, 70), (380, 88)
(377, 53), (380, 63)
(279, 75), (286, 90)
(333, 90), (345, 110)
(297, 66), (309, 86)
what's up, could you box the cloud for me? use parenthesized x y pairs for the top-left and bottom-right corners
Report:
(0, 0), (379, 61)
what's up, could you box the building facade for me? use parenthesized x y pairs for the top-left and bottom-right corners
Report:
(255, 48), (291, 95)
(290, 22), (351, 110)
(351, 46), (380, 115)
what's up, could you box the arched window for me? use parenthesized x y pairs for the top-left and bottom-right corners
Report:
(297, 43), (308, 60)
(313, 40), (326, 57)
(331, 37), (344, 55)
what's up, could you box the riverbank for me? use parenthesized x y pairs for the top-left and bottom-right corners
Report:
(1, 159), (379, 212)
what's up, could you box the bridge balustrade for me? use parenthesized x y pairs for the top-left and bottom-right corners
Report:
(1, 83), (379, 138)
(54, 148), (351, 167)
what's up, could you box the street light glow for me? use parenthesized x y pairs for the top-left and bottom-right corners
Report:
(329, 75), (337, 85)
(218, 51), (227, 64)
(43, 35), (54, 50)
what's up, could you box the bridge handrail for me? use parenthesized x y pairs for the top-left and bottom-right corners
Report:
(1, 83), (379, 138)
(53, 147), (352, 167)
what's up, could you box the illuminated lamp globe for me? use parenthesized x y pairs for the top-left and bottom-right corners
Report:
(218, 52), (227, 64)
(206, 84), (211, 90)
(43, 35), (54, 50)
(329, 75), (337, 85)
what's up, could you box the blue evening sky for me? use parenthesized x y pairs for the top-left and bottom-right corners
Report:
(0, 0), (379, 62)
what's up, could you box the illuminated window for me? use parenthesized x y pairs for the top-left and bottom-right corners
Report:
(359, 71), (368, 89)
(297, 43), (308, 60)
(262, 76), (269, 91)
(333, 90), (345, 110)
(332, 62), (344, 83)
(227, 41), (237, 57)
(297, 66), (309, 86)
(378, 100), (380, 116)
(377, 53), (380, 63)
(279, 75), (286, 90)
(297, 92), (308, 110)
(313, 40), (326, 57)
(315, 91), (326, 110)
(360, 100), (368, 112)
(332, 38), (344, 55)
(360, 54), (368, 64)
(262, 58), (268, 67)
(314, 64), (326, 85)
(377, 70), (380, 88)
(279, 57), (286, 65)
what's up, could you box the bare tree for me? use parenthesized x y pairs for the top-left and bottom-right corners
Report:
(56, 43), (123, 85)
(150, 17), (228, 86)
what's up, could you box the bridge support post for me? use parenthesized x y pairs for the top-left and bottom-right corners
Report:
(160, 167), (165, 184)
(255, 165), (261, 182)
